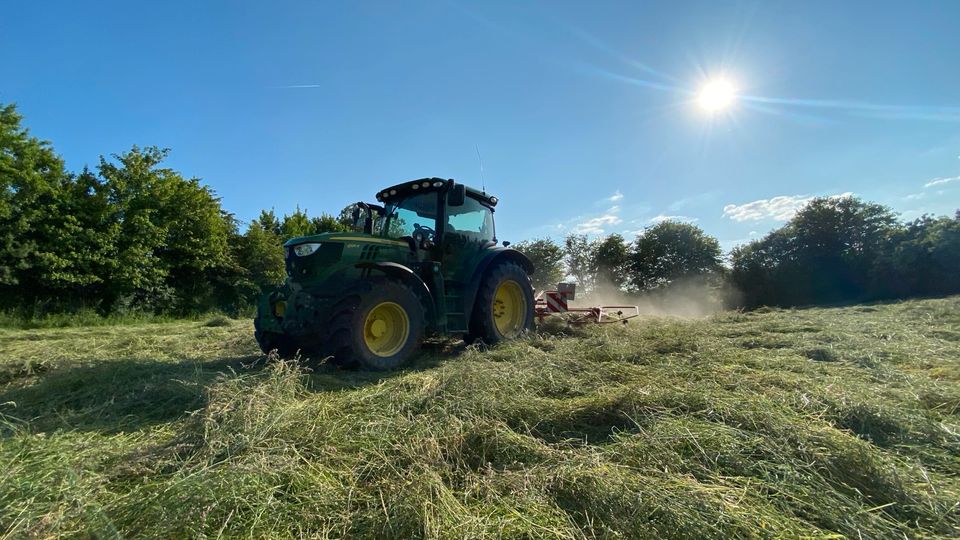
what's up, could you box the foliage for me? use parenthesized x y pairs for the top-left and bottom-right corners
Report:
(731, 197), (960, 309)
(96, 146), (234, 312)
(513, 238), (565, 291)
(2, 298), (959, 537)
(872, 213), (960, 299)
(0, 103), (357, 317)
(235, 216), (286, 293)
(630, 221), (723, 291)
(0, 103), (73, 301)
(589, 233), (630, 293)
(563, 234), (594, 290)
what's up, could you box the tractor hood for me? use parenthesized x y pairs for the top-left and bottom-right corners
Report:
(284, 231), (408, 249)
(283, 232), (410, 281)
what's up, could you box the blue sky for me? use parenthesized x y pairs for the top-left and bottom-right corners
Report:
(3, 0), (959, 250)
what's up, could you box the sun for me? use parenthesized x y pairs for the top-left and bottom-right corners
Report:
(698, 79), (737, 112)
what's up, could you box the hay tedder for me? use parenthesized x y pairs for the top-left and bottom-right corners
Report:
(535, 283), (640, 325)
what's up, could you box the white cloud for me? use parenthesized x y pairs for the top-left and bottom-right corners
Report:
(924, 176), (960, 188)
(573, 214), (622, 234)
(722, 195), (812, 222)
(648, 214), (699, 224)
(607, 190), (624, 202)
(722, 193), (852, 222)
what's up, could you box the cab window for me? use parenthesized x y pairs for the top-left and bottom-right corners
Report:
(384, 192), (437, 238)
(446, 197), (495, 241)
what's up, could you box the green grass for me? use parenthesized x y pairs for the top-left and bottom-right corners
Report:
(1, 298), (958, 538)
(0, 309), (236, 330)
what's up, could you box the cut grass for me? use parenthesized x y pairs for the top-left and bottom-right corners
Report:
(1, 297), (958, 538)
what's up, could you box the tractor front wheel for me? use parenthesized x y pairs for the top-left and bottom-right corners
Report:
(254, 330), (297, 358)
(323, 281), (425, 370)
(467, 261), (535, 344)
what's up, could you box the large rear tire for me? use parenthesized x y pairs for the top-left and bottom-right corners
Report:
(322, 281), (425, 370)
(467, 261), (535, 344)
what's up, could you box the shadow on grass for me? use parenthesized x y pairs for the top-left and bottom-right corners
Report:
(0, 356), (255, 434)
(0, 340), (465, 435)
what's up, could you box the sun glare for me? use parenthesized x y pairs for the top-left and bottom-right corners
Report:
(698, 79), (736, 112)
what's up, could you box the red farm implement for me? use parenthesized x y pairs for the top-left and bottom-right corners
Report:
(535, 283), (640, 325)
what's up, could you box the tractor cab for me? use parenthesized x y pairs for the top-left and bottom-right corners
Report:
(374, 178), (498, 248)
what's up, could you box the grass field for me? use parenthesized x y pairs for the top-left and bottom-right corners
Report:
(1, 298), (958, 538)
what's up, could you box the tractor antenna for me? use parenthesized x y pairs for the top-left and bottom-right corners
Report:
(475, 144), (485, 194)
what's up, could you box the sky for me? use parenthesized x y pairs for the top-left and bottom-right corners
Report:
(2, 0), (959, 251)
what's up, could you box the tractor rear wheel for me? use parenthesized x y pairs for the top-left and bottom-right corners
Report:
(322, 280), (425, 370)
(467, 261), (535, 344)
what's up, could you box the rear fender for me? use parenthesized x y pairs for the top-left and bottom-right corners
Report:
(462, 249), (535, 320)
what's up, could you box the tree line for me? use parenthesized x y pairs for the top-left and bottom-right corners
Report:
(515, 197), (960, 308)
(2, 102), (958, 317)
(0, 104), (339, 316)
(514, 220), (726, 297)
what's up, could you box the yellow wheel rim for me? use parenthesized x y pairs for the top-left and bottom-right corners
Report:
(493, 280), (527, 338)
(363, 302), (410, 357)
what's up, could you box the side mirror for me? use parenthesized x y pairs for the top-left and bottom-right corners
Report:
(448, 184), (466, 207)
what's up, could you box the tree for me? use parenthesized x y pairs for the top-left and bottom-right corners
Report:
(0, 103), (97, 310)
(311, 213), (349, 234)
(788, 197), (897, 303)
(513, 238), (564, 291)
(564, 234), (594, 291)
(589, 234), (630, 293)
(281, 207), (313, 239)
(98, 146), (234, 312)
(730, 196), (900, 308)
(236, 217), (286, 292)
(871, 213), (960, 299)
(254, 209), (282, 236)
(629, 221), (722, 291)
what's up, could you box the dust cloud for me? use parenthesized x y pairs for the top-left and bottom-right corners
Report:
(572, 277), (740, 318)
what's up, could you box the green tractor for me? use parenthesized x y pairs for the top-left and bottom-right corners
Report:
(254, 178), (536, 370)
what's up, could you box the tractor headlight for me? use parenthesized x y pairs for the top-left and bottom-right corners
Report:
(293, 243), (322, 257)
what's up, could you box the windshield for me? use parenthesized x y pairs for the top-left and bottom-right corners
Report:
(382, 192), (438, 238)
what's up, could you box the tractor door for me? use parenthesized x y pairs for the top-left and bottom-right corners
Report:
(438, 196), (496, 331)
(441, 196), (495, 278)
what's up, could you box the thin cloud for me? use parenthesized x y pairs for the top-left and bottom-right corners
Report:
(924, 176), (960, 188)
(741, 94), (960, 122)
(573, 214), (622, 235)
(723, 195), (813, 222)
(722, 193), (852, 222)
(608, 190), (624, 202)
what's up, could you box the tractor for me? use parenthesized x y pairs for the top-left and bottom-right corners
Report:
(254, 178), (536, 370)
